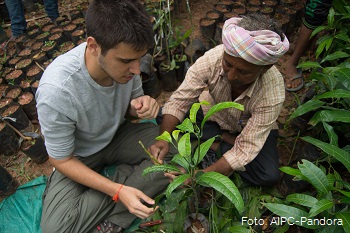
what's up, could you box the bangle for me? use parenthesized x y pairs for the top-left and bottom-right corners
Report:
(112, 184), (124, 202)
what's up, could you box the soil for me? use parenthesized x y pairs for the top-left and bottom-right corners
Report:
(32, 41), (44, 51)
(200, 18), (215, 26)
(71, 29), (84, 37)
(0, 97), (13, 109)
(26, 65), (41, 77)
(6, 69), (23, 80)
(20, 80), (32, 89)
(2, 104), (19, 117)
(18, 48), (32, 57)
(31, 80), (39, 88)
(8, 57), (22, 67)
(18, 92), (34, 105)
(16, 58), (33, 69)
(5, 87), (22, 99)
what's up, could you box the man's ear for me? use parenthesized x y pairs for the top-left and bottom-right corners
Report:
(86, 36), (99, 56)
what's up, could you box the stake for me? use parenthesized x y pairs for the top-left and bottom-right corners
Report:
(2, 120), (33, 141)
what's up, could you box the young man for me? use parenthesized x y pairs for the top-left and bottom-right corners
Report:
(284, 0), (332, 91)
(36, 1), (173, 232)
(149, 14), (289, 187)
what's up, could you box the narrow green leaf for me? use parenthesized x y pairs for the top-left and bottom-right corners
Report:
(201, 102), (244, 129)
(322, 122), (338, 146)
(172, 130), (180, 142)
(321, 51), (350, 63)
(142, 164), (181, 176)
(171, 154), (190, 172)
(316, 89), (350, 100)
(327, 8), (335, 27)
(289, 99), (325, 119)
(189, 101), (209, 123)
(335, 212), (350, 233)
(297, 61), (323, 69)
(227, 226), (250, 233)
(193, 137), (215, 166)
(308, 199), (334, 217)
(286, 193), (318, 208)
(165, 174), (190, 197)
(177, 133), (191, 157)
(298, 159), (329, 194)
(311, 25), (328, 38)
(302, 136), (350, 172)
(156, 131), (173, 143)
(279, 166), (308, 181)
(263, 203), (317, 229)
(319, 225), (345, 233)
(196, 172), (244, 213)
(310, 109), (350, 126)
(272, 223), (289, 233)
(176, 118), (194, 133)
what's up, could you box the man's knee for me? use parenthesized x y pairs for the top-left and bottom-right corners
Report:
(240, 163), (280, 187)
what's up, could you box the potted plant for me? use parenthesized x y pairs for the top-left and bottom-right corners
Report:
(140, 101), (245, 232)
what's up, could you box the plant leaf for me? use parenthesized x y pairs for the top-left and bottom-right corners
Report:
(193, 137), (216, 166)
(315, 89), (350, 99)
(289, 99), (325, 119)
(322, 122), (338, 146)
(297, 61), (323, 69)
(279, 166), (308, 181)
(196, 172), (244, 213)
(310, 109), (350, 126)
(308, 199), (334, 217)
(302, 136), (350, 172)
(142, 164), (181, 176)
(176, 118), (194, 133)
(227, 226), (250, 233)
(321, 51), (350, 63)
(263, 203), (317, 229)
(172, 130), (180, 142)
(335, 212), (350, 233)
(165, 174), (190, 197)
(156, 131), (173, 143)
(286, 193), (318, 208)
(298, 159), (329, 194)
(189, 101), (209, 123)
(177, 133), (191, 157)
(171, 154), (190, 172)
(201, 102), (244, 129)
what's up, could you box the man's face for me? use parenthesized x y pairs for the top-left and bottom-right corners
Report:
(222, 52), (266, 88)
(98, 42), (147, 84)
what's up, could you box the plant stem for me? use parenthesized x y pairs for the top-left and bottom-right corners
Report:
(139, 141), (161, 165)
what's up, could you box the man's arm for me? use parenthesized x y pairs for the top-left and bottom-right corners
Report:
(50, 155), (157, 219)
(128, 95), (159, 119)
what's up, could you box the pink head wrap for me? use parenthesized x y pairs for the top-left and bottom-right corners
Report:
(222, 17), (289, 65)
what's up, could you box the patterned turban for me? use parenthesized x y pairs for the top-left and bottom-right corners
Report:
(222, 17), (289, 65)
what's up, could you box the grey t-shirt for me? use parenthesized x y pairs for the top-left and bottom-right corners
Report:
(36, 43), (144, 159)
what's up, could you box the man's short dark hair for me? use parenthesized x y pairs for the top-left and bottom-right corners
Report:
(85, 0), (154, 55)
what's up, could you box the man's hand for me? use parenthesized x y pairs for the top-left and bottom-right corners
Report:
(148, 140), (169, 164)
(130, 95), (159, 119)
(118, 185), (158, 219)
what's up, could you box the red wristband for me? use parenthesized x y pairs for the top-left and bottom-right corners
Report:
(112, 184), (124, 202)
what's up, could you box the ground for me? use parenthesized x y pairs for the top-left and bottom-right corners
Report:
(0, 0), (309, 202)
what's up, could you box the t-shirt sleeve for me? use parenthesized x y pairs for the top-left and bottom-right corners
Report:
(36, 84), (77, 159)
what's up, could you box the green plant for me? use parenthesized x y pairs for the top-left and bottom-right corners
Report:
(44, 40), (55, 47)
(140, 101), (246, 232)
(263, 2), (350, 232)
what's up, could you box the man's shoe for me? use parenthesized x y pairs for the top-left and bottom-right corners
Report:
(93, 220), (123, 233)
